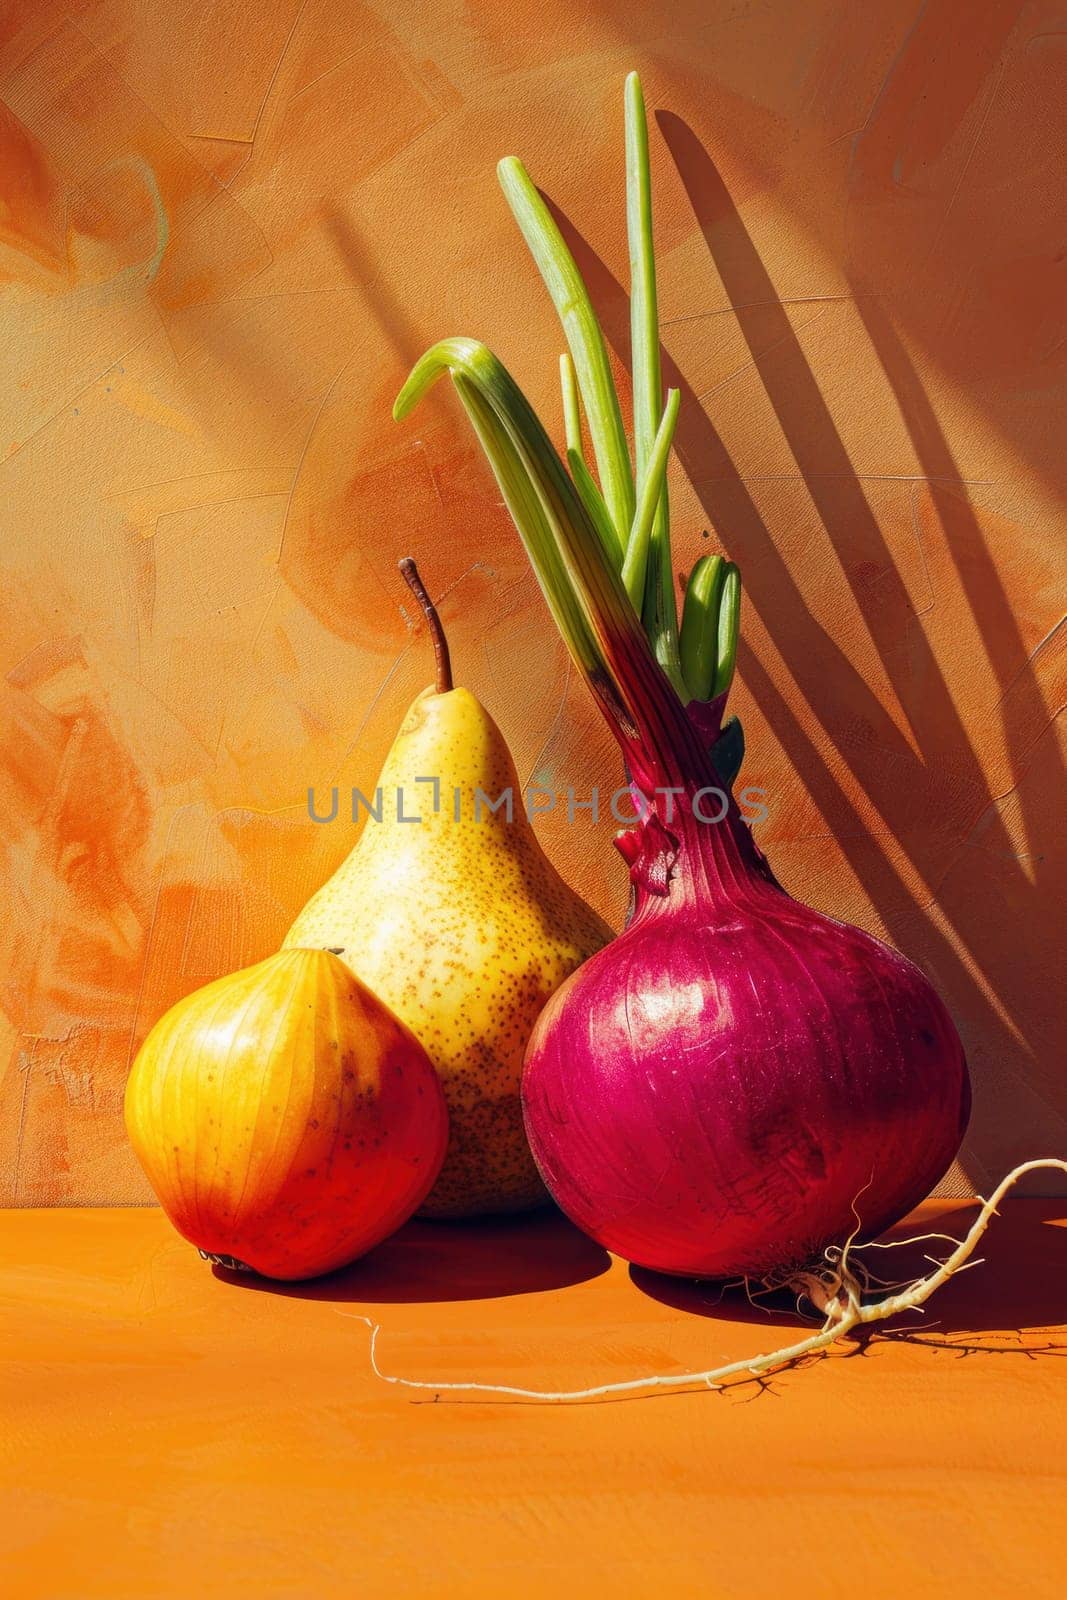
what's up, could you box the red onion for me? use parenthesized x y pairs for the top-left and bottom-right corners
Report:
(522, 760), (970, 1279)
(516, 567), (970, 1277)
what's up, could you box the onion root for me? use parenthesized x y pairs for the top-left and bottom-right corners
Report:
(340, 1159), (1066, 1403)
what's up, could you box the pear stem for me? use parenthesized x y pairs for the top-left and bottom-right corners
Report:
(399, 558), (453, 695)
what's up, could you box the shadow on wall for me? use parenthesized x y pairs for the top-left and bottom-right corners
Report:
(529, 115), (1065, 1189)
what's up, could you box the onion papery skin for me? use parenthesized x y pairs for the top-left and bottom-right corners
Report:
(125, 949), (448, 1280)
(522, 802), (970, 1281)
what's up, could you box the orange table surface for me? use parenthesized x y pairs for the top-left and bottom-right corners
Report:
(3, 1201), (1065, 1600)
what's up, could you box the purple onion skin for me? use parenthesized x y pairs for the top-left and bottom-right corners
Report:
(522, 809), (970, 1281)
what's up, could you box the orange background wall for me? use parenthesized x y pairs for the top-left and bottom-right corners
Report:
(1, 0), (1063, 1204)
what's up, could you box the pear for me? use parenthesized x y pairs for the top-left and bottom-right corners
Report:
(285, 559), (611, 1217)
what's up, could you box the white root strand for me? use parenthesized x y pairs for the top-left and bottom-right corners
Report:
(340, 1158), (1066, 1404)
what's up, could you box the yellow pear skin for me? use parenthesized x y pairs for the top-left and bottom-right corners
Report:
(286, 684), (611, 1217)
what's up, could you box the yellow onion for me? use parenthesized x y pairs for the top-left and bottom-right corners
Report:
(125, 949), (448, 1279)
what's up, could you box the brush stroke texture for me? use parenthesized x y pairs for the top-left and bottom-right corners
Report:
(0, 0), (1064, 1201)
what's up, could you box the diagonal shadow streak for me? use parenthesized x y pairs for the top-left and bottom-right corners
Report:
(857, 291), (1066, 878)
(658, 114), (1056, 883)
(655, 114), (1064, 1089)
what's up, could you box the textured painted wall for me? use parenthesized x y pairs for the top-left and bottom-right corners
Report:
(1, 0), (1063, 1204)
